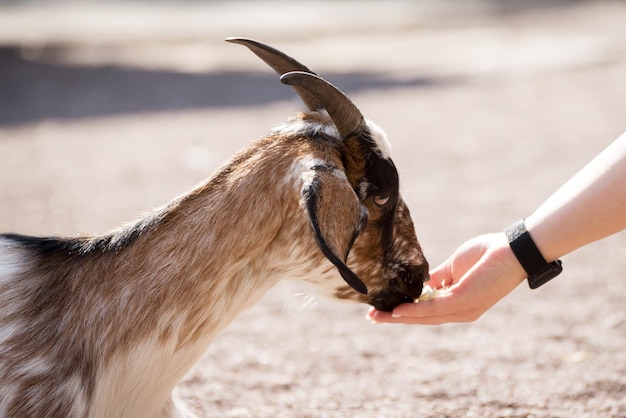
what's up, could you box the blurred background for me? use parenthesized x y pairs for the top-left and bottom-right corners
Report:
(1, 1), (625, 417)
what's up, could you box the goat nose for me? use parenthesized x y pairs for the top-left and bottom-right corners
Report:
(405, 263), (429, 289)
(415, 263), (430, 283)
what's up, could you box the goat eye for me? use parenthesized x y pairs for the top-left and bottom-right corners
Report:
(374, 195), (390, 206)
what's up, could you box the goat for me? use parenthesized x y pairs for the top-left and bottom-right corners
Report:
(0, 37), (429, 418)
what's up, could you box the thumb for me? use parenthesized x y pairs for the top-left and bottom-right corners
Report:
(427, 259), (453, 289)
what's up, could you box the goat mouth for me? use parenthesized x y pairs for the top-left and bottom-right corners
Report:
(368, 275), (425, 311)
(370, 294), (413, 312)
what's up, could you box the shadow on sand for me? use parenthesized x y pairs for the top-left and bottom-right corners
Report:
(0, 47), (461, 125)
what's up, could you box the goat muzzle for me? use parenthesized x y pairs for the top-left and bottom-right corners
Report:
(368, 263), (429, 312)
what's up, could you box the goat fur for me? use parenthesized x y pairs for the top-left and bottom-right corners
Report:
(0, 41), (428, 418)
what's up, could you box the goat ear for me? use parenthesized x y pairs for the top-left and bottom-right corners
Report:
(281, 71), (372, 187)
(302, 167), (368, 295)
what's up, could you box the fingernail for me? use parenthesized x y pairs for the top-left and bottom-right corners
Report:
(391, 313), (403, 318)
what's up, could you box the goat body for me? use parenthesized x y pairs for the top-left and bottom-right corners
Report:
(0, 39), (428, 417)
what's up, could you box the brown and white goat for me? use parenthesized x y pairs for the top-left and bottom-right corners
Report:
(0, 38), (429, 418)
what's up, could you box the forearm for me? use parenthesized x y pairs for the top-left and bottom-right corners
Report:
(526, 132), (626, 262)
(369, 131), (626, 326)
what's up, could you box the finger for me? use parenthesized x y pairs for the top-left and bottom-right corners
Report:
(368, 296), (464, 325)
(369, 306), (461, 325)
(427, 266), (451, 289)
(428, 256), (461, 289)
(366, 307), (394, 323)
(393, 294), (454, 318)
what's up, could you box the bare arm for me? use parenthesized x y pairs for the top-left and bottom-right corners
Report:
(369, 131), (626, 325)
(526, 131), (626, 261)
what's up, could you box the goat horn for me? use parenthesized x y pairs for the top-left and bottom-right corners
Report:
(280, 71), (365, 139)
(225, 37), (323, 111)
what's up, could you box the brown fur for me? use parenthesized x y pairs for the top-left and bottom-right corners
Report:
(0, 111), (427, 417)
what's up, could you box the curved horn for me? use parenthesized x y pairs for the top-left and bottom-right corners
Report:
(280, 71), (366, 139)
(225, 37), (323, 111)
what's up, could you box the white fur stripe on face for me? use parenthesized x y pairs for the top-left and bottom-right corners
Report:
(365, 119), (393, 160)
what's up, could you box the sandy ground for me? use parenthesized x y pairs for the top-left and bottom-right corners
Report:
(1, 1), (625, 417)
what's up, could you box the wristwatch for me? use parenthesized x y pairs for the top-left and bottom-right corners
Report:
(504, 219), (563, 289)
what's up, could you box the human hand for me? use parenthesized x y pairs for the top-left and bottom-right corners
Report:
(367, 233), (527, 325)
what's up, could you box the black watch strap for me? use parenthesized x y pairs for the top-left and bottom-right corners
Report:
(504, 220), (563, 289)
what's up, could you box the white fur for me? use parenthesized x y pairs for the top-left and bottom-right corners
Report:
(90, 247), (331, 418)
(0, 238), (27, 354)
(92, 337), (202, 418)
(271, 111), (340, 139)
(0, 237), (27, 285)
(365, 119), (393, 160)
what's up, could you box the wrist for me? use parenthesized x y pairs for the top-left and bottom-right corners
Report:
(495, 233), (528, 285)
(505, 219), (563, 289)
(524, 215), (560, 263)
